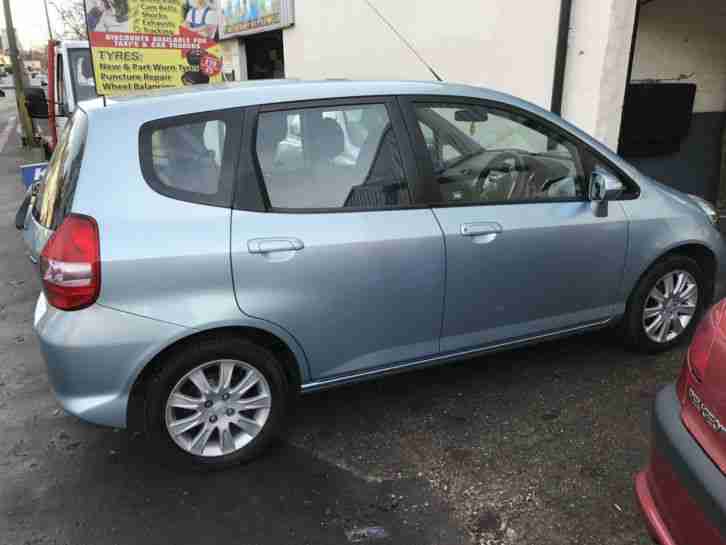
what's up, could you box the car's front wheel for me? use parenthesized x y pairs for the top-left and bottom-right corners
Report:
(623, 255), (706, 353)
(146, 336), (289, 469)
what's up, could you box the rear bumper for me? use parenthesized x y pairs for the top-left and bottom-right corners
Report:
(34, 293), (186, 428)
(635, 384), (726, 545)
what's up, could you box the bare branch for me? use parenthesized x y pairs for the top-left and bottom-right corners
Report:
(50, 0), (88, 40)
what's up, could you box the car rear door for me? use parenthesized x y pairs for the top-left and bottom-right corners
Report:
(401, 97), (629, 353)
(230, 97), (445, 380)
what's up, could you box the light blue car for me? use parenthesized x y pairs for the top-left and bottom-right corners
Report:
(20, 80), (725, 468)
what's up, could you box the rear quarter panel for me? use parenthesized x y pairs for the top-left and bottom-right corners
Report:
(68, 105), (312, 383)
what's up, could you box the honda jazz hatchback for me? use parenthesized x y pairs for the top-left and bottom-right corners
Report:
(636, 299), (726, 544)
(25, 80), (726, 468)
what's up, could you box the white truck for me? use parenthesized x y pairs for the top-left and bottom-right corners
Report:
(25, 40), (96, 155)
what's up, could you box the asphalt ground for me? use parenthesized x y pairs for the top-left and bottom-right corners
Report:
(0, 106), (715, 544)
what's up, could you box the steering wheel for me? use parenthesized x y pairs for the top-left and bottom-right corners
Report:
(475, 151), (528, 201)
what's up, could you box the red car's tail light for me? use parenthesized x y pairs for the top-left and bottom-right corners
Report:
(688, 302), (726, 383)
(40, 214), (100, 311)
(689, 315), (715, 382)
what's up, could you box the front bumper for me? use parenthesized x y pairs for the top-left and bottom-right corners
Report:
(635, 385), (726, 545)
(34, 294), (186, 428)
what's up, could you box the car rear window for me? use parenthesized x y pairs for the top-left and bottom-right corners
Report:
(33, 110), (88, 230)
(139, 111), (235, 208)
(150, 120), (226, 195)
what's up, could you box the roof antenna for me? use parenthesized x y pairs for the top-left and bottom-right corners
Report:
(363, 0), (443, 82)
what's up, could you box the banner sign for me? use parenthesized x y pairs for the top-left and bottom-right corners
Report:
(220, 0), (294, 39)
(85, 0), (224, 95)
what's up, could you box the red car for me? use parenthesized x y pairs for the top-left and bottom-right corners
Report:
(636, 300), (726, 544)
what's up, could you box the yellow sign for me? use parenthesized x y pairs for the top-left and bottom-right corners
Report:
(85, 0), (223, 95)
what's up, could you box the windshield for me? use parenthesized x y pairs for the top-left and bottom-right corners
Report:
(68, 48), (97, 103)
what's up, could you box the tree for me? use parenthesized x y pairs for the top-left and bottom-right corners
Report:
(51, 0), (88, 40)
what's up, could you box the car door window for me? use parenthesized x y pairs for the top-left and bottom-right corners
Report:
(255, 104), (410, 210)
(414, 103), (586, 204)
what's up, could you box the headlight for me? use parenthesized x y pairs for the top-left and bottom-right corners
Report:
(689, 194), (719, 225)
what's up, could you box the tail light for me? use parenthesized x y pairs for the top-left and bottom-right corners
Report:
(688, 303), (726, 382)
(39, 214), (100, 311)
(689, 314), (716, 382)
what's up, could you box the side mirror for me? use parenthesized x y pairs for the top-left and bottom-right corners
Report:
(589, 169), (624, 217)
(25, 88), (49, 119)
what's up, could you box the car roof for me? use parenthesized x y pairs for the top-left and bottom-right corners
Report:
(78, 79), (538, 120)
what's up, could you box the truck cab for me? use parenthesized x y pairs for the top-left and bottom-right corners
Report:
(51, 41), (96, 121)
(26, 40), (96, 153)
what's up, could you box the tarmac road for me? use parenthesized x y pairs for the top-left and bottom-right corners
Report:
(0, 114), (713, 544)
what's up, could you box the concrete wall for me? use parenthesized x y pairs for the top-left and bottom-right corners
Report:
(220, 39), (246, 81)
(561, 0), (637, 150)
(222, 0), (642, 152)
(282, 0), (562, 109)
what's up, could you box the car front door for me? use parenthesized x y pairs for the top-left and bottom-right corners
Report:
(230, 98), (445, 380)
(402, 98), (629, 353)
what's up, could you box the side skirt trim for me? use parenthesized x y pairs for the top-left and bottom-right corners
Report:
(301, 317), (613, 393)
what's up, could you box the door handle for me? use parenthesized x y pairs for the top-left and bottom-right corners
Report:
(460, 222), (503, 237)
(248, 238), (304, 254)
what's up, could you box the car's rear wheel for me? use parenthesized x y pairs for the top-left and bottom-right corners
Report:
(146, 337), (289, 469)
(623, 255), (705, 353)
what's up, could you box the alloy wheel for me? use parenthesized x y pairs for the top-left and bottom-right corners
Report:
(165, 359), (272, 457)
(642, 270), (698, 344)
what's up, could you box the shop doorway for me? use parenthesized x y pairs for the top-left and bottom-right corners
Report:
(246, 30), (285, 80)
(619, 0), (726, 203)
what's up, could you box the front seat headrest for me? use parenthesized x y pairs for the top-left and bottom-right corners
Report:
(313, 118), (344, 161)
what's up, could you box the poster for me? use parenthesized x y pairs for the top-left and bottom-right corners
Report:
(85, 0), (224, 95)
(220, 0), (293, 39)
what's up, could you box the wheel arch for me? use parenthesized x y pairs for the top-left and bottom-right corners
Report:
(127, 325), (306, 432)
(628, 242), (716, 306)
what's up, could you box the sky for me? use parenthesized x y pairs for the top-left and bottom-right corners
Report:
(0, 0), (68, 49)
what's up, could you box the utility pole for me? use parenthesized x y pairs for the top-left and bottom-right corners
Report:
(2, 0), (36, 147)
(42, 0), (53, 41)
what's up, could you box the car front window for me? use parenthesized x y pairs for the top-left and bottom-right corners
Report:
(415, 103), (586, 204)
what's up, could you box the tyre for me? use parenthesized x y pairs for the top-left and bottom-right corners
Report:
(622, 255), (706, 353)
(145, 336), (289, 469)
